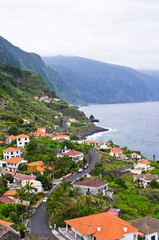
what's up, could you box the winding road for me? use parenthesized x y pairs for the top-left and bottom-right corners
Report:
(29, 150), (99, 239)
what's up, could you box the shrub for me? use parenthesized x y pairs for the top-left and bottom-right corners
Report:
(9, 211), (17, 222)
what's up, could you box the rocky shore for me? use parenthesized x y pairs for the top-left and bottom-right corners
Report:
(77, 126), (109, 139)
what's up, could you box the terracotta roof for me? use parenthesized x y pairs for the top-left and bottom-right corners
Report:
(37, 165), (52, 172)
(130, 217), (159, 235)
(131, 153), (138, 156)
(57, 138), (68, 142)
(3, 190), (17, 196)
(53, 135), (70, 138)
(27, 161), (43, 167)
(63, 150), (83, 156)
(0, 141), (4, 144)
(6, 135), (16, 140)
(6, 157), (24, 164)
(74, 179), (107, 188)
(0, 196), (15, 203)
(0, 220), (14, 227)
(85, 140), (96, 144)
(65, 212), (138, 240)
(98, 142), (104, 145)
(3, 147), (19, 152)
(122, 154), (126, 158)
(110, 148), (122, 154)
(138, 159), (150, 164)
(16, 134), (29, 138)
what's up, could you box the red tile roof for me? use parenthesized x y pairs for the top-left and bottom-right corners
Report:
(63, 150), (82, 156)
(65, 212), (138, 240)
(0, 196), (15, 203)
(0, 220), (14, 227)
(110, 147), (122, 154)
(138, 159), (150, 164)
(3, 190), (17, 196)
(16, 134), (29, 138)
(0, 141), (4, 144)
(3, 147), (19, 152)
(6, 157), (24, 164)
(27, 161), (43, 166)
(6, 135), (16, 140)
(5, 171), (35, 180)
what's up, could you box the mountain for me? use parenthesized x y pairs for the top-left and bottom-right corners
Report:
(0, 63), (93, 139)
(0, 36), (71, 101)
(138, 69), (159, 80)
(43, 56), (159, 104)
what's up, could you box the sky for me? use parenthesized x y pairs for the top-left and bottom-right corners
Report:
(1, 0), (159, 69)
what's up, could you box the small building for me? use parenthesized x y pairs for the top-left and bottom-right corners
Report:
(64, 212), (138, 240)
(16, 134), (29, 149)
(57, 149), (83, 163)
(136, 159), (151, 171)
(84, 140), (96, 146)
(130, 216), (159, 240)
(6, 157), (28, 172)
(3, 190), (17, 197)
(107, 208), (120, 217)
(5, 171), (36, 181)
(22, 180), (43, 193)
(37, 127), (46, 133)
(134, 173), (159, 188)
(73, 178), (108, 195)
(6, 135), (17, 145)
(27, 161), (44, 172)
(22, 118), (30, 124)
(0, 221), (19, 240)
(110, 147), (123, 157)
(3, 147), (21, 159)
(50, 134), (70, 141)
(131, 153), (141, 160)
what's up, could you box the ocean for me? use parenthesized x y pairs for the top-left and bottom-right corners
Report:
(79, 101), (159, 160)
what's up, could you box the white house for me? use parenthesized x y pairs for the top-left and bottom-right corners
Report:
(22, 118), (30, 125)
(73, 178), (108, 195)
(6, 157), (28, 172)
(21, 179), (43, 193)
(50, 134), (70, 141)
(136, 159), (151, 171)
(57, 149), (83, 163)
(6, 135), (17, 145)
(110, 147), (123, 157)
(134, 173), (159, 188)
(64, 212), (138, 240)
(3, 147), (21, 159)
(130, 216), (159, 240)
(16, 134), (30, 149)
(131, 152), (141, 160)
(97, 142), (110, 150)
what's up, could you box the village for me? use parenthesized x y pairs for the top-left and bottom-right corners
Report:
(0, 119), (158, 240)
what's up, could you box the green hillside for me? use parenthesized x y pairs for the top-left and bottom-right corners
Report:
(0, 63), (92, 139)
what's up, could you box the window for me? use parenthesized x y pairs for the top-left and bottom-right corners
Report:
(25, 138), (27, 140)
(18, 138), (20, 141)
(151, 236), (155, 240)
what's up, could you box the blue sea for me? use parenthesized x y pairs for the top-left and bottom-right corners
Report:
(79, 102), (159, 160)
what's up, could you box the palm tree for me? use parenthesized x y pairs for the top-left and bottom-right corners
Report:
(15, 187), (27, 205)
(45, 194), (62, 219)
(25, 181), (36, 194)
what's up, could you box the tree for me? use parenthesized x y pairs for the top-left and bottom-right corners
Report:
(150, 179), (159, 189)
(15, 187), (27, 205)
(8, 124), (19, 135)
(115, 178), (128, 189)
(9, 211), (17, 222)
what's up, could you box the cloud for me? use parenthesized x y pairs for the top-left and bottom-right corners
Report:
(0, 0), (159, 69)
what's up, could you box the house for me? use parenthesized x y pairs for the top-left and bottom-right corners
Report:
(37, 127), (46, 133)
(131, 153), (141, 160)
(27, 161), (44, 172)
(6, 157), (28, 172)
(22, 118), (30, 124)
(134, 173), (159, 188)
(16, 134), (29, 149)
(34, 96), (39, 100)
(21, 179), (43, 193)
(6, 135), (17, 144)
(84, 140), (96, 146)
(29, 130), (47, 138)
(57, 149), (83, 163)
(0, 221), (19, 240)
(64, 212), (138, 240)
(0, 196), (15, 203)
(136, 159), (151, 171)
(107, 208), (120, 217)
(131, 159), (152, 174)
(50, 134), (70, 141)
(110, 147), (123, 157)
(3, 147), (21, 159)
(97, 142), (110, 150)
(73, 179), (108, 195)
(130, 216), (159, 240)
(5, 171), (36, 181)
(3, 190), (17, 197)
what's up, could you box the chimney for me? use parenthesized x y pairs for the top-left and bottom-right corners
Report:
(123, 227), (127, 232)
(97, 226), (101, 232)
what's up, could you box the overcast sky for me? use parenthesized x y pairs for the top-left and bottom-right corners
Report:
(1, 0), (159, 69)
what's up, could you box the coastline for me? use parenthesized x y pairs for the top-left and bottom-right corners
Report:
(77, 126), (109, 139)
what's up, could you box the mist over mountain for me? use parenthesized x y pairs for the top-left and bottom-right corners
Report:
(43, 56), (159, 104)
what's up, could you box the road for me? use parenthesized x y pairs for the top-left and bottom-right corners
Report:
(29, 149), (99, 239)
